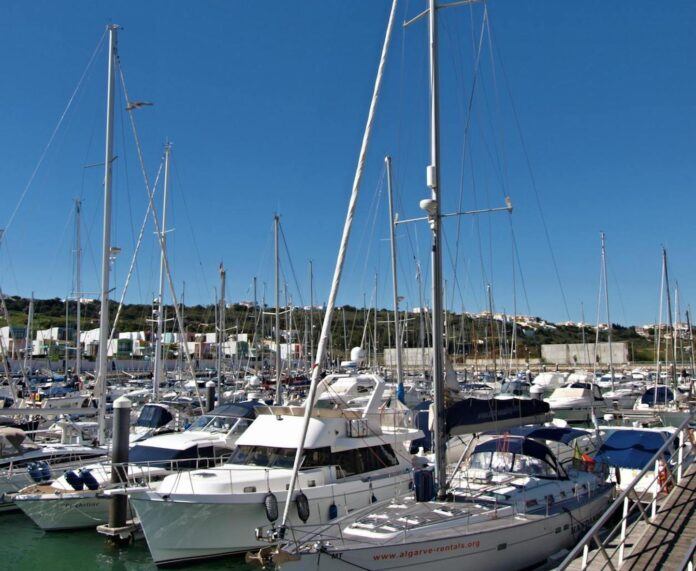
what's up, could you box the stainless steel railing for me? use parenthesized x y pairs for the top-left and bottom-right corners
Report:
(556, 413), (694, 570)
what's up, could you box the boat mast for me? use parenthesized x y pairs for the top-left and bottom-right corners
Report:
(663, 247), (676, 388)
(309, 260), (314, 363)
(600, 232), (614, 390)
(581, 301), (590, 366)
(218, 263), (226, 402)
(253, 276), (258, 365)
(23, 294), (34, 380)
(425, 0), (448, 500)
(486, 284), (496, 375)
(416, 261), (426, 373)
(74, 199), (82, 378)
(686, 307), (695, 381)
(153, 142), (171, 402)
(373, 273), (378, 368)
(274, 215), (282, 405)
(96, 24), (118, 445)
(278, 0), (398, 535)
(655, 252), (665, 404)
(385, 156), (403, 397)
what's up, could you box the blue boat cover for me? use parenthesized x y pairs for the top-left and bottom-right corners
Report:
(474, 436), (555, 464)
(500, 426), (589, 444)
(641, 387), (675, 406)
(593, 430), (669, 469)
(445, 397), (550, 435)
(45, 386), (72, 397)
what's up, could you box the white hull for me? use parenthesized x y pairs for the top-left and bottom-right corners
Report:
(550, 405), (606, 423)
(0, 456), (104, 511)
(279, 489), (612, 571)
(132, 475), (412, 565)
(15, 493), (108, 530)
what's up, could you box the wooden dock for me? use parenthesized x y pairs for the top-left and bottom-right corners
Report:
(566, 463), (696, 570)
(622, 463), (696, 570)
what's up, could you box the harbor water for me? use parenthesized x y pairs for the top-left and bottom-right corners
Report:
(0, 511), (251, 571)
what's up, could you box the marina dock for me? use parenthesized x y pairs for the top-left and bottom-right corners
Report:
(562, 421), (696, 571)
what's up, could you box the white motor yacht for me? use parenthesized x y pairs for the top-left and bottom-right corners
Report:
(530, 372), (567, 398)
(546, 382), (608, 423)
(12, 401), (258, 530)
(0, 426), (105, 512)
(129, 375), (422, 565)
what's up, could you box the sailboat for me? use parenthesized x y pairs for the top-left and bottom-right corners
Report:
(247, 2), (613, 569)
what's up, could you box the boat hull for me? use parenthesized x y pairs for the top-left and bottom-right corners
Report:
(278, 487), (613, 571)
(132, 475), (412, 565)
(14, 493), (108, 530)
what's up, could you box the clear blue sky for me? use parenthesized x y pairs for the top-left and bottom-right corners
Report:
(0, 1), (694, 326)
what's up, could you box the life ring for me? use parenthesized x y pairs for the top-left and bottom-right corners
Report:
(657, 460), (672, 492)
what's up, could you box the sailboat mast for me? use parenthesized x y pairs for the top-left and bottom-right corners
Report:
(74, 200), (82, 377)
(277, 0), (398, 534)
(385, 156), (403, 396)
(153, 142), (171, 402)
(309, 260), (314, 363)
(274, 215), (282, 405)
(24, 295), (34, 379)
(373, 273), (378, 368)
(416, 261), (425, 372)
(426, 0), (447, 500)
(581, 301), (590, 366)
(600, 232), (614, 390)
(686, 307), (695, 380)
(663, 247), (677, 388)
(253, 276), (258, 363)
(96, 24), (118, 445)
(218, 263), (226, 402)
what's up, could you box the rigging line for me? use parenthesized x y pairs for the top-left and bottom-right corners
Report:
(1, 29), (106, 245)
(0, 236), (21, 294)
(442, 228), (467, 313)
(488, 20), (571, 321)
(356, 168), (386, 300)
(116, 79), (143, 301)
(608, 258), (628, 326)
(107, 160), (164, 346)
(82, 192), (101, 293)
(44, 204), (76, 289)
(507, 216), (531, 315)
(484, 5), (510, 197)
(118, 63), (204, 410)
(469, 144), (489, 293)
(171, 160), (210, 299)
(593, 246), (604, 374)
(278, 220), (305, 307)
(447, 7), (487, 313)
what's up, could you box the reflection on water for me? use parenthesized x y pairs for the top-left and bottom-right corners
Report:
(0, 512), (251, 571)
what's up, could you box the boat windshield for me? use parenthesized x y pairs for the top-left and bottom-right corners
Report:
(188, 415), (252, 435)
(135, 405), (173, 428)
(229, 445), (331, 469)
(468, 450), (557, 478)
(500, 382), (528, 395)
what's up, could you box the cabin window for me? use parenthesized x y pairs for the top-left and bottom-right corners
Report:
(302, 447), (332, 468)
(230, 446), (331, 470)
(334, 445), (399, 478)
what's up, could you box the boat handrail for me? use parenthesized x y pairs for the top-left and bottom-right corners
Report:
(555, 413), (694, 569)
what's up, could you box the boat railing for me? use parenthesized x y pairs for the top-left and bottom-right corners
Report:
(555, 413), (694, 570)
(102, 453), (232, 488)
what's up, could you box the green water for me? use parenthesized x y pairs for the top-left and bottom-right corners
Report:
(0, 512), (252, 571)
